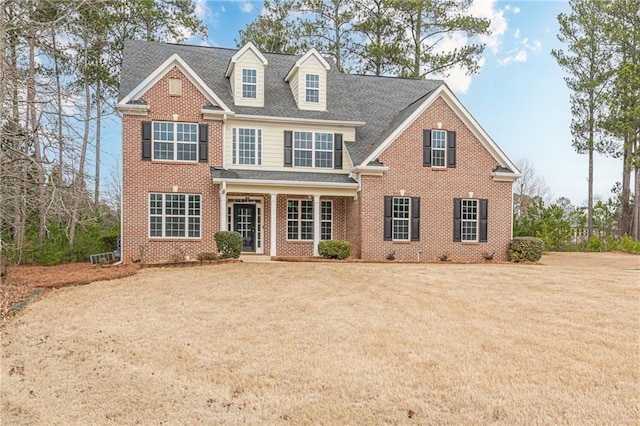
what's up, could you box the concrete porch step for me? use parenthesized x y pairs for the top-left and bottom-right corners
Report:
(239, 254), (273, 263)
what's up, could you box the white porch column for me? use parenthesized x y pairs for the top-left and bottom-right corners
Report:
(313, 194), (321, 256)
(219, 182), (227, 231)
(270, 193), (277, 256)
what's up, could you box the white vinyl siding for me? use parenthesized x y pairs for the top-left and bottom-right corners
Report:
(224, 119), (355, 170)
(149, 193), (201, 238)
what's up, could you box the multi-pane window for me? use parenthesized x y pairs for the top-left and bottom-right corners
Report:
(315, 133), (333, 168)
(431, 130), (446, 167)
(305, 74), (319, 103)
(392, 197), (410, 241)
(461, 199), (478, 242)
(286, 199), (332, 240)
(153, 122), (197, 161)
(287, 200), (314, 240)
(242, 69), (257, 99)
(321, 201), (332, 240)
(232, 128), (262, 165)
(293, 131), (333, 168)
(294, 131), (313, 167)
(149, 193), (201, 238)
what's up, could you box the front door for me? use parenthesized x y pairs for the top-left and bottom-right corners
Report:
(234, 204), (256, 252)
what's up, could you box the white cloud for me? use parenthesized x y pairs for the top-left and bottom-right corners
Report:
(515, 28), (520, 38)
(523, 37), (542, 52)
(468, 0), (507, 54)
(497, 49), (527, 66)
(512, 6), (520, 14)
(240, 2), (254, 13)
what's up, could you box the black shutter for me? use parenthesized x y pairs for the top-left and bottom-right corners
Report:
(411, 197), (420, 241)
(447, 131), (456, 168)
(334, 133), (343, 169)
(453, 198), (462, 242)
(284, 130), (293, 167)
(141, 121), (151, 160)
(423, 129), (431, 167)
(479, 199), (488, 242)
(384, 196), (393, 241)
(198, 124), (208, 163)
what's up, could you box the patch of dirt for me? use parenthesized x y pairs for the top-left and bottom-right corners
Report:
(1, 263), (139, 322)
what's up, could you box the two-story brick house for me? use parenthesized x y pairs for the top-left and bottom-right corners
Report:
(117, 40), (521, 263)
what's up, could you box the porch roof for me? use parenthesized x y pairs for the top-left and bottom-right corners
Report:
(211, 167), (358, 196)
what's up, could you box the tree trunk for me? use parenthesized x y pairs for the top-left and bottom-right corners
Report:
(632, 166), (640, 241)
(619, 132), (631, 237)
(27, 26), (47, 247)
(0, 1), (6, 285)
(587, 139), (593, 239)
(69, 37), (92, 250)
(94, 79), (101, 207)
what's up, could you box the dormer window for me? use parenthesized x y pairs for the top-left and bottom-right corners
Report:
(242, 69), (257, 99)
(305, 74), (319, 103)
(225, 42), (268, 107)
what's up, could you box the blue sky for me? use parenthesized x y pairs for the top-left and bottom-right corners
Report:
(110, 0), (623, 207)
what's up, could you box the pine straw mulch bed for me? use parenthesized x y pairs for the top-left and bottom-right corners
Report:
(0, 258), (242, 323)
(0, 263), (140, 323)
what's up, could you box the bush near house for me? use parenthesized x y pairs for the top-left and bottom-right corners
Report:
(318, 240), (352, 259)
(509, 237), (544, 262)
(214, 231), (242, 259)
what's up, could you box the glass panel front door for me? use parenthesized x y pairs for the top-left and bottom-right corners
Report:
(234, 204), (256, 252)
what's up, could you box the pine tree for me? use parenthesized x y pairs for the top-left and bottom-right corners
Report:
(551, 0), (615, 239)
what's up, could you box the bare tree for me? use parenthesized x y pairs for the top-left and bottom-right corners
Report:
(513, 159), (550, 218)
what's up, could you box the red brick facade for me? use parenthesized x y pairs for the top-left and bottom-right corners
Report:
(122, 67), (222, 263)
(352, 97), (513, 262)
(121, 68), (514, 263)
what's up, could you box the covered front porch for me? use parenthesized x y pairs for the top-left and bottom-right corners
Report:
(211, 168), (359, 256)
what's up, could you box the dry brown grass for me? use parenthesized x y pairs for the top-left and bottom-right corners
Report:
(1, 252), (638, 424)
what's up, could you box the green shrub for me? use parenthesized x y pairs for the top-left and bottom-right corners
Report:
(196, 252), (218, 261)
(214, 231), (242, 259)
(509, 237), (544, 262)
(583, 236), (604, 252)
(318, 240), (352, 259)
(617, 234), (640, 254)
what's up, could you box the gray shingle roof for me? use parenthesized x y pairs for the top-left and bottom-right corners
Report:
(211, 168), (357, 185)
(119, 39), (444, 165)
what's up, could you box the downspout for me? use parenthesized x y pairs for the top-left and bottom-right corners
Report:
(114, 109), (124, 265)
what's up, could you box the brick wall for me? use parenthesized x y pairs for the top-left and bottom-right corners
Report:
(358, 97), (513, 262)
(122, 67), (222, 263)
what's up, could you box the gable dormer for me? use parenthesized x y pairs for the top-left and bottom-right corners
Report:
(225, 42), (268, 107)
(284, 49), (330, 112)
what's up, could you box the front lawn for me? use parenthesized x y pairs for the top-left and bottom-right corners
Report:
(1, 252), (638, 424)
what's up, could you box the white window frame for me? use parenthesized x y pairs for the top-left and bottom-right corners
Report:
(152, 121), (198, 162)
(242, 68), (257, 99)
(392, 197), (410, 241)
(461, 199), (479, 242)
(305, 73), (320, 103)
(149, 193), (201, 239)
(431, 129), (446, 168)
(232, 128), (262, 165)
(320, 200), (333, 241)
(293, 131), (333, 168)
(287, 199), (314, 241)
